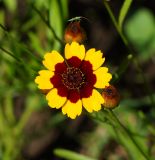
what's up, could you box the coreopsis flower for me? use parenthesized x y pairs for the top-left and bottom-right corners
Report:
(35, 42), (112, 119)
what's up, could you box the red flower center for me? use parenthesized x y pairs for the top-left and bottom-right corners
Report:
(50, 57), (97, 103)
(62, 67), (85, 89)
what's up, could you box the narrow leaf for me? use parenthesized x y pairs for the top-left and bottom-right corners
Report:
(49, 0), (63, 50)
(60, 0), (68, 21)
(118, 0), (133, 29)
(54, 148), (96, 160)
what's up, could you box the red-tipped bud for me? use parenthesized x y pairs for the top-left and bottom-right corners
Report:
(64, 21), (86, 43)
(102, 85), (120, 109)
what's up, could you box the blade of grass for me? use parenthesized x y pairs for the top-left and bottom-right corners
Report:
(0, 24), (42, 63)
(59, 0), (68, 21)
(107, 110), (150, 160)
(54, 148), (96, 160)
(49, 0), (63, 50)
(32, 4), (63, 45)
(118, 0), (133, 29)
(103, 0), (155, 108)
(0, 47), (39, 72)
(0, 46), (21, 62)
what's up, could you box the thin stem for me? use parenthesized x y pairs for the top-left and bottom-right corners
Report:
(0, 104), (5, 135)
(111, 125), (133, 159)
(0, 24), (42, 63)
(103, 0), (155, 107)
(0, 46), (21, 62)
(14, 106), (34, 136)
(112, 54), (133, 83)
(0, 24), (7, 31)
(107, 109), (150, 160)
(32, 5), (64, 45)
(0, 46), (39, 72)
(4, 91), (16, 125)
(103, 0), (128, 46)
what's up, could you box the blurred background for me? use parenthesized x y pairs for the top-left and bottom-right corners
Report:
(0, 0), (155, 159)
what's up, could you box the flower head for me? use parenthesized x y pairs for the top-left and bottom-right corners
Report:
(35, 42), (112, 119)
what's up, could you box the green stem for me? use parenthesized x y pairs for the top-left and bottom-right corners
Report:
(0, 46), (39, 72)
(54, 148), (96, 160)
(107, 109), (150, 160)
(32, 4), (64, 45)
(103, 0), (155, 107)
(0, 23), (7, 31)
(0, 104), (5, 135)
(4, 91), (16, 125)
(133, 59), (155, 108)
(112, 54), (133, 83)
(111, 125), (132, 159)
(0, 24), (42, 63)
(0, 46), (21, 62)
(14, 106), (33, 136)
(103, 0), (129, 46)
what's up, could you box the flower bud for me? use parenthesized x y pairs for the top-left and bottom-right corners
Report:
(64, 21), (86, 43)
(102, 85), (120, 109)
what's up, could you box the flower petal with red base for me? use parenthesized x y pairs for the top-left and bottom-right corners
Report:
(94, 67), (112, 88)
(62, 99), (82, 119)
(46, 88), (67, 109)
(65, 42), (85, 61)
(35, 70), (54, 89)
(43, 51), (64, 71)
(82, 89), (104, 112)
(85, 49), (105, 70)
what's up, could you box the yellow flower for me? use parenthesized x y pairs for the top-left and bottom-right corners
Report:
(35, 42), (112, 119)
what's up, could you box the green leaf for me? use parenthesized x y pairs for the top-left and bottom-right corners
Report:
(49, 0), (63, 50)
(54, 148), (97, 160)
(59, 0), (68, 21)
(118, 0), (133, 29)
(3, 0), (17, 12)
(125, 8), (155, 47)
(0, 11), (5, 36)
(28, 32), (45, 54)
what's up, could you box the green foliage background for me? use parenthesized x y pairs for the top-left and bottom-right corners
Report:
(0, 0), (155, 159)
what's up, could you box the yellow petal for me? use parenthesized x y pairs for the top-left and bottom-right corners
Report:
(46, 88), (67, 109)
(82, 89), (104, 112)
(65, 42), (85, 60)
(35, 70), (54, 89)
(94, 67), (112, 88)
(85, 49), (105, 70)
(62, 100), (82, 119)
(43, 51), (64, 71)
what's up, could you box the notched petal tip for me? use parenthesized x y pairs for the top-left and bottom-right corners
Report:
(94, 67), (112, 88)
(43, 51), (64, 71)
(85, 49), (105, 70)
(65, 42), (85, 61)
(62, 100), (82, 119)
(46, 88), (67, 109)
(34, 70), (54, 90)
(82, 89), (104, 113)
